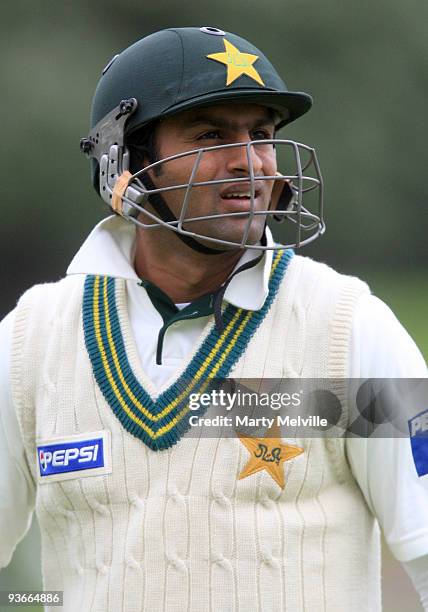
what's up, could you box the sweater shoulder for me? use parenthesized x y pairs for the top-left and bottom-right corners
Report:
(284, 254), (371, 314)
(17, 275), (86, 308)
(15, 275), (85, 316)
(272, 254), (371, 379)
(290, 254), (370, 294)
(11, 276), (86, 378)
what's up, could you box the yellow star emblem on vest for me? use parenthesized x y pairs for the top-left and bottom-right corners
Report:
(207, 39), (265, 87)
(237, 424), (304, 489)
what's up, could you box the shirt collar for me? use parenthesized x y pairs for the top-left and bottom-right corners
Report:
(67, 215), (274, 311)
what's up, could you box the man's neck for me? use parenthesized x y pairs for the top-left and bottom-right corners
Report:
(134, 228), (243, 303)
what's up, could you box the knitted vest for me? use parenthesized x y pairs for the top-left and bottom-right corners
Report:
(10, 255), (380, 612)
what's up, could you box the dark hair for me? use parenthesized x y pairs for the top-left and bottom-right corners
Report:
(126, 121), (159, 175)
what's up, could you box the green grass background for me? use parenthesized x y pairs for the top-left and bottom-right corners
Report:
(367, 271), (427, 359)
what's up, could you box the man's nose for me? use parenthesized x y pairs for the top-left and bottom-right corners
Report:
(224, 140), (264, 175)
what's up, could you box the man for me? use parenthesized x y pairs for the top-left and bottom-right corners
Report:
(0, 27), (427, 611)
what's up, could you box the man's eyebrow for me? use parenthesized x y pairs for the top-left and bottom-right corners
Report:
(184, 114), (275, 130)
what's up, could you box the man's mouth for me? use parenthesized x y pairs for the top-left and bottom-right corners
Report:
(222, 191), (256, 200)
(220, 187), (261, 206)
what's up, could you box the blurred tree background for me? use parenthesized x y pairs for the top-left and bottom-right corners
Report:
(0, 0), (426, 610)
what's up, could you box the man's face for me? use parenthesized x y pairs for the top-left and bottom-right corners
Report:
(142, 103), (277, 248)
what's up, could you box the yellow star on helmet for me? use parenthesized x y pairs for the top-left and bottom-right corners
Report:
(207, 38), (265, 87)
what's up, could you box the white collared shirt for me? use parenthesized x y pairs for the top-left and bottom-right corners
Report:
(67, 216), (273, 390)
(0, 216), (427, 569)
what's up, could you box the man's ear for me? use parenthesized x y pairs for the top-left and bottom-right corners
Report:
(270, 173), (294, 222)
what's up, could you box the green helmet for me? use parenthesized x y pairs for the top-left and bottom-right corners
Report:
(81, 27), (324, 251)
(93, 27), (310, 133)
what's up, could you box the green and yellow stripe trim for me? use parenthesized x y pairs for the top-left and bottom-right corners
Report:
(82, 249), (293, 450)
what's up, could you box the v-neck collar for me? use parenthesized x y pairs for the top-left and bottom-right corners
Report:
(82, 249), (294, 451)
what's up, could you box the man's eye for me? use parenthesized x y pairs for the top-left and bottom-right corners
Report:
(251, 130), (273, 140)
(198, 131), (221, 140)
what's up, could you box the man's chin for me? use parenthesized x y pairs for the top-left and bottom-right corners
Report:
(182, 220), (265, 250)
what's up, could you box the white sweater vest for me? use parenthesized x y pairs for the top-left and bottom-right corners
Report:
(10, 255), (380, 612)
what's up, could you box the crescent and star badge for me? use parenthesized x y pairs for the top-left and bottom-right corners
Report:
(206, 38), (265, 86)
(237, 423), (304, 489)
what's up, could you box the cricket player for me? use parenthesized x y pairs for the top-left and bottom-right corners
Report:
(0, 27), (427, 611)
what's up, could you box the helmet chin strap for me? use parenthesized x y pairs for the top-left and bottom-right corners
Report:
(142, 174), (230, 255)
